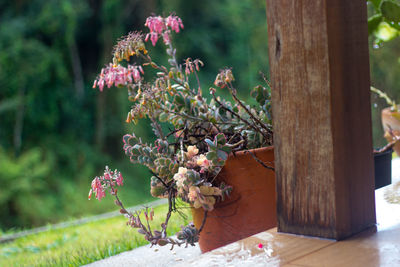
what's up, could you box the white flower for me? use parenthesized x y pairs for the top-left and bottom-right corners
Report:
(186, 145), (199, 159)
(173, 167), (188, 187)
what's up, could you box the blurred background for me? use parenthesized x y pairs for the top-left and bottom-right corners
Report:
(0, 0), (270, 231)
(0, 0), (397, 231)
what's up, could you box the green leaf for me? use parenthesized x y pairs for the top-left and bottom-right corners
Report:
(217, 150), (228, 161)
(159, 112), (169, 122)
(219, 146), (232, 154)
(215, 133), (226, 145)
(381, 0), (400, 23)
(370, 0), (383, 9)
(374, 21), (399, 41)
(368, 14), (383, 35)
(206, 151), (217, 160)
(205, 139), (216, 148)
(174, 94), (185, 106)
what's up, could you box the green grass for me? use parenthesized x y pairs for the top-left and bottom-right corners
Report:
(0, 204), (191, 267)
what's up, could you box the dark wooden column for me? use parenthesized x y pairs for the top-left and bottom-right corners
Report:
(266, 0), (376, 239)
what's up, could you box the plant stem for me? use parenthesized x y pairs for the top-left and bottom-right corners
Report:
(194, 71), (202, 95)
(210, 91), (267, 140)
(150, 115), (165, 140)
(246, 150), (275, 171)
(228, 82), (273, 141)
(198, 210), (208, 233)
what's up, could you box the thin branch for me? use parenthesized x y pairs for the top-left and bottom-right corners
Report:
(194, 71), (202, 95)
(198, 210), (208, 233)
(149, 171), (169, 188)
(228, 82), (273, 139)
(150, 115), (165, 140)
(211, 91), (268, 140)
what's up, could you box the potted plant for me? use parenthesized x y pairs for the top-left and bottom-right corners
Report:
(88, 14), (275, 252)
(371, 87), (400, 155)
(371, 86), (397, 189)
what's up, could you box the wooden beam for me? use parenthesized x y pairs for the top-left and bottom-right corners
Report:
(266, 0), (376, 239)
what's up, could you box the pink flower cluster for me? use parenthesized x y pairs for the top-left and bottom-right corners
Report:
(93, 64), (144, 91)
(144, 14), (184, 46)
(88, 166), (124, 201)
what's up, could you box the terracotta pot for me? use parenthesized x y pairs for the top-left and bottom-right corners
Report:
(381, 107), (400, 156)
(192, 146), (277, 253)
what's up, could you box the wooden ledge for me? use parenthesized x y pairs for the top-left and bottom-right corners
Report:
(179, 224), (400, 266)
(179, 168), (400, 266)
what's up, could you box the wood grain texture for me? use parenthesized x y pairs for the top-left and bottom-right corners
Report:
(265, 0), (375, 239)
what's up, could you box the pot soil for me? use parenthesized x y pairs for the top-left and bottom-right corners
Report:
(381, 107), (400, 156)
(192, 146), (277, 253)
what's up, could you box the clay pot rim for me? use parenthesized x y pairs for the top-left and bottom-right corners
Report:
(229, 146), (274, 159)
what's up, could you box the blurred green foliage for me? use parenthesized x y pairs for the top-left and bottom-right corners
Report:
(368, 0), (400, 147)
(0, 0), (269, 230)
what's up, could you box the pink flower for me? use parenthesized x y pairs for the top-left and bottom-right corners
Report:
(162, 32), (171, 45)
(166, 15), (184, 33)
(144, 14), (184, 46)
(116, 173), (124, 186)
(145, 16), (165, 34)
(258, 243), (263, 249)
(145, 32), (159, 46)
(88, 167), (124, 201)
(93, 64), (143, 91)
(91, 177), (106, 201)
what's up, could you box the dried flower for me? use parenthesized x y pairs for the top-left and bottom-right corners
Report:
(188, 186), (200, 202)
(112, 32), (147, 65)
(214, 68), (235, 88)
(184, 58), (204, 75)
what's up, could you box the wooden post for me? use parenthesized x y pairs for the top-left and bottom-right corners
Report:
(266, 0), (376, 239)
